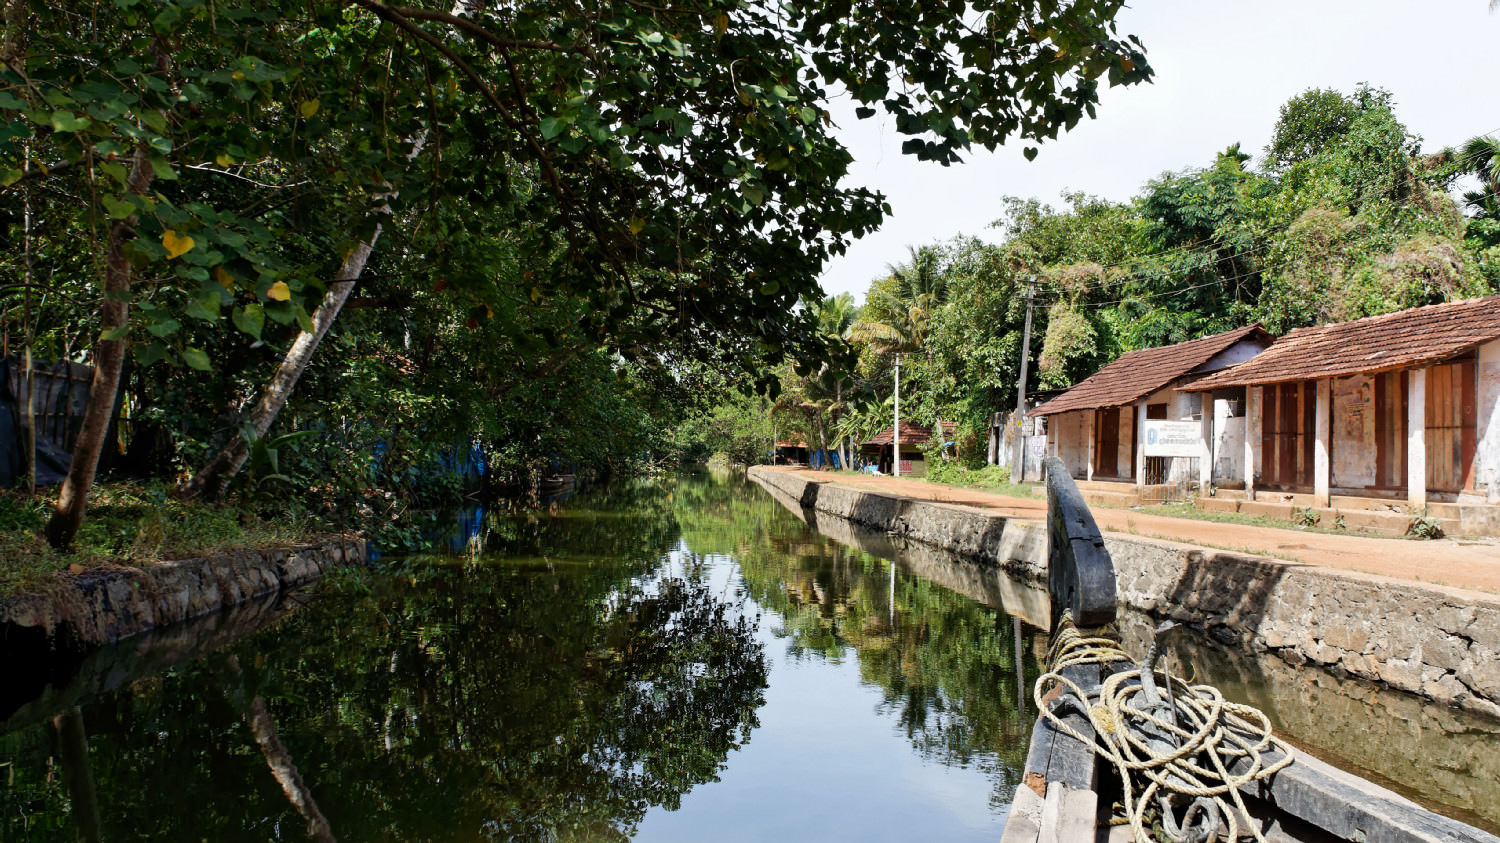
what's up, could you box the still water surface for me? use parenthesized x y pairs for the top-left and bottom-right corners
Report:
(1, 471), (1042, 841)
(5, 469), (1500, 840)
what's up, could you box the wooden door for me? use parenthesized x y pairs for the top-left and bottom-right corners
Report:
(1372, 371), (1407, 489)
(1426, 360), (1477, 492)
(1095, 407), (1121, 478)
(1261, 381), (1315, 489)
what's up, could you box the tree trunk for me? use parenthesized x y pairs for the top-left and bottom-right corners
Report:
(49, 707), (102, 843)
(45, 144), (152, 549)
(175, 238), (379, 502)
(226, 656), (337, 843)
(178, 129), (427, 502)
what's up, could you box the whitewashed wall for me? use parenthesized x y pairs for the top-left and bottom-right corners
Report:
(1051, 409), (1090, 478)
(1478, 338), (1500, 502)
(1212, 401), (1246, 485)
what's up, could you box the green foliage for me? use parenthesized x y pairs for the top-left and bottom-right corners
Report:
(1405, 510), (1445, 540)
(0, 482), (322, 596)
(813, 83), (1496, 478)
(1266, 86), (1394, 171)
(694, 392), (773, 467)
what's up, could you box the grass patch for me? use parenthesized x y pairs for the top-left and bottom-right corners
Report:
(1135, 502), (1412, 539)
(0, 482), (331, 598)
(920, 462), (1040, 499)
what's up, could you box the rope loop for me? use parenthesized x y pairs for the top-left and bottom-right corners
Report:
(1035, 615), (1295, 842)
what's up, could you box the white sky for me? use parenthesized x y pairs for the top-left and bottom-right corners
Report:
(819, 1), (1500, 302)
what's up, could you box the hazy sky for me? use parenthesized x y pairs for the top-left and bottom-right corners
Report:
(818, 1), (1500, 302)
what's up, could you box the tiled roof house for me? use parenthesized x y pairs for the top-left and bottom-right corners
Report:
(1030, 325), (1273, 485)
(1188, 295), (1500, 510)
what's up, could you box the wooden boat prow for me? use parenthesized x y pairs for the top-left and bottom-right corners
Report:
(1003, 458), (1500, 843)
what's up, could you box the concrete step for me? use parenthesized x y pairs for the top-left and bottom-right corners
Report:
(1251, 490), (1315, 507)
(1329, 494), (1411, 513)
(1426, 502), (1461, 518)
(1196, 496), (1241, 515)
(1081, 489), (1140, 508)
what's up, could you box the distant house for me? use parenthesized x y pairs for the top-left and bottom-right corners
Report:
(1187, 295), (1500, 510)
(1028, 325), (1274, 494)
(861, 420), (956, 477)
(773, 440), (809, 465)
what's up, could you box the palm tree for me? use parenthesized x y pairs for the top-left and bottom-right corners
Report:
(848, 246), (948, 363)
(789, 293), (861, 468)
(847, 246), (950, 475)
(1456, 134), (1500, 249)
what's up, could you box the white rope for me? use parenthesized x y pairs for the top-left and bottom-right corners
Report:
(1035, 616), (1296, 842)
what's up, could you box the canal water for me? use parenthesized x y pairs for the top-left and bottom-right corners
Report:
(2, 470), (1498, 840)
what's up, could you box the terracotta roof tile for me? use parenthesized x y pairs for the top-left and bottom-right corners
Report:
(1029, 325), (1272, 417)
(1189, 295), (1500, 390)
(864, 419), (953, 446)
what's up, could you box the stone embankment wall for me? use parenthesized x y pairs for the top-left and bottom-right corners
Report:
(0, 539), (365, 652)
(749, 467), (1500, 721)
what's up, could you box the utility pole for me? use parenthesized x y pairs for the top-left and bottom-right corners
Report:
(892, 353), (901, 477)
(1012, 277), (1037, 483)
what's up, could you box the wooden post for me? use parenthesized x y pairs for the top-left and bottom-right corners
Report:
(1315, 378), (1332, 508)
(1408, 368), (1427, 510)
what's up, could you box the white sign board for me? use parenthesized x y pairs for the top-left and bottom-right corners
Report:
(1143, 420), (1203, 458)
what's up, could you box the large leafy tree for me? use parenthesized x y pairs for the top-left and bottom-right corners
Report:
(2, 0), (1152, 544)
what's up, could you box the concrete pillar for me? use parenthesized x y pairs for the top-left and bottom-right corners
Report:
(1135, 401), (1148, 494)
(1199, 397), (1214, 496)
(988, 412), (998, 466)
(1408, 368), (1427, 510)
(1314, 378), (1331, 508)
(1245, 386), (1262, 500)
(1085, 410), (1095, 482)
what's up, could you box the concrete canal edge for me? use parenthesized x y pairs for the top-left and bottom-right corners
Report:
(749, 467), (1500, 721)
(0, 537), (367, 653)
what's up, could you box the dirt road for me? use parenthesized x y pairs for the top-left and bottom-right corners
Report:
(766, 467), (1500, 595)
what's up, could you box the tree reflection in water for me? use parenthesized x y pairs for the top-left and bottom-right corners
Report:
(3, 470), (1045, 841)
(1, 480), (766, 843)
(672, 470), (1041, 810)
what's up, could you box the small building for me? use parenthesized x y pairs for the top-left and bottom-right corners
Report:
(773, 441), (809, 465)
(988, 390), (1064, 481)
(861, 420), (956, 477)
(1187, 295), (1500, 511)
(1028, 325), (1274, 496)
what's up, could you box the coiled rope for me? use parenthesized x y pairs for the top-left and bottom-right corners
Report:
(1035, 616), (1296, 842)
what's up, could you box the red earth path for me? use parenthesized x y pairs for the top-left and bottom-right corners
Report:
(762, 467), (1500, 596)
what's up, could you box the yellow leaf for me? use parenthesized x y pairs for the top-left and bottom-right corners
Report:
(485, 305), (494, 318)
(628, 216), (645, 235)
(529, 286), (539, 303)
(714, 11), (728, 35)
(267, 280), (291, 301)
(162, 229), (195, 259)
(214, 266), (235, 289)
(215, 152), (235, 167)
(232, 71), (245, 81)
(299, 99), (320, 118)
